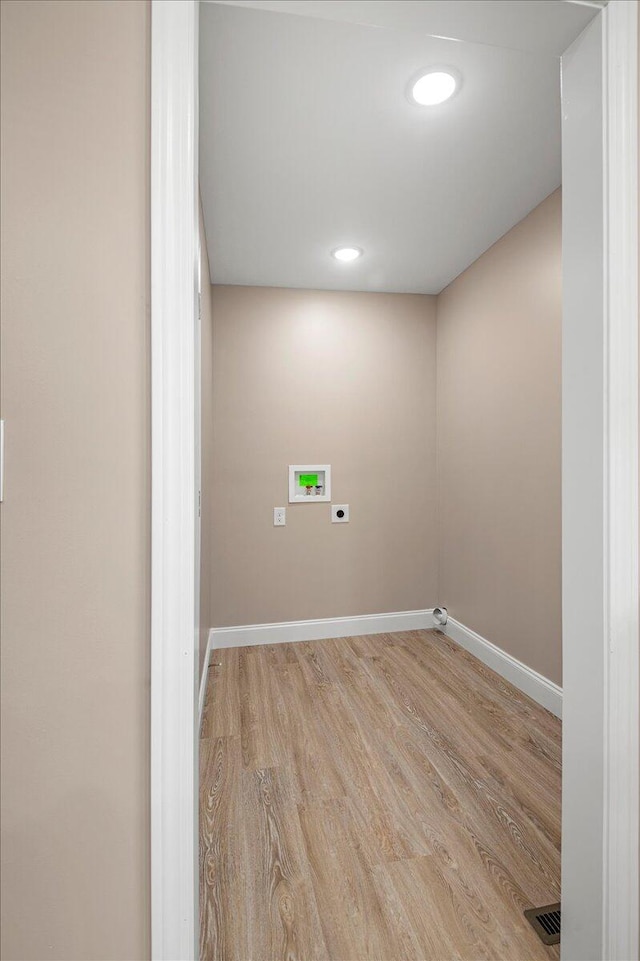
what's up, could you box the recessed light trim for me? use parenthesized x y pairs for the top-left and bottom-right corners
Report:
(407, 67), (461, 106)
(331, 246), (363, 263)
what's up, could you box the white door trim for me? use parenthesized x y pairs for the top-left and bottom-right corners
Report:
(602, 2), (639, 958)
(561, 4), (638, 957)
(150, 2), (199, 960)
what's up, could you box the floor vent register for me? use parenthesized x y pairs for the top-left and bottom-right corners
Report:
(524, 903), (561, 945)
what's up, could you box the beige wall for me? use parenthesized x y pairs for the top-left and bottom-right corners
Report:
(199, 204), (214, 677)
(0, 2), (150, 959)
(436, 189), (562, 684)
(205, 197), (562, 688)
(209, 286), (438, 626)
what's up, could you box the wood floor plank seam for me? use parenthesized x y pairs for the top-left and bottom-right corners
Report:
(200, 629), (561, 961)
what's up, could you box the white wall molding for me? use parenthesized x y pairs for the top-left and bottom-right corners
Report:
(150, 2), (199, 960)
(443, 617), (563, 718)
(198, 635), (214, 729)
(602, 2), (639, 958)
(210, 610), (563, 720)
(210, 609), (435, 649)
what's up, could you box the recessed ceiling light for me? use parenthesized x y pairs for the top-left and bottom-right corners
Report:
(331, 246), (363, 263)
(408, 68), (459, 106)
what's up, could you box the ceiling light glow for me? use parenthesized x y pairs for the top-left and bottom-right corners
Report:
(409, 69), (458, 106)
(331, 246), (363, 263)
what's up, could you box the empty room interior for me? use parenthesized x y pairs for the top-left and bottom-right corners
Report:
(197, 3), (568, 959)
(1, 1), (637, 959)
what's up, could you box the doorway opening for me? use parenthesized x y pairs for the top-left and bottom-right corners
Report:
(151, 3), (637, 957)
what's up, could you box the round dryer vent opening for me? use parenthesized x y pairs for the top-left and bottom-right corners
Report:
(433, 607), (448, 627)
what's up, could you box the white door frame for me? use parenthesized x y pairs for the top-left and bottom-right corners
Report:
(600, 3), (638, 956)
(149, 2), (638, 959)
(561, 3), (638, 959)
(150, 2), (199, 960)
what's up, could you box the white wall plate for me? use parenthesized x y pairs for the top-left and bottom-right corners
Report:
(288, 464), (331, 503)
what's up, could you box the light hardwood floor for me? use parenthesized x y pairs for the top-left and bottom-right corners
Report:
(199, 629), (561, 961)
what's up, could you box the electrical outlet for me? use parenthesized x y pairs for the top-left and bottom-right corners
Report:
(273, 507), (286, 526)
(331, 504), (349, 523)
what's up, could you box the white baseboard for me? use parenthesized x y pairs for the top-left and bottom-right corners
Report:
(209, 608), (435, 650)
(198, 633), (214, 730)
(443, 616), (563, 718)
(205, 608), (562, 719)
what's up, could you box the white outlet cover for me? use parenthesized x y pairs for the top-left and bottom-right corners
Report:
(273, 507), (286, 526)
(331, 504), (349, 523)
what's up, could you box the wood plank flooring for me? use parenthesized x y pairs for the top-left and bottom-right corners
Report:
(200, 629), (561, 961)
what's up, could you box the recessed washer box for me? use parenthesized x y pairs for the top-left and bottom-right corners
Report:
(288, 464), (331, 503)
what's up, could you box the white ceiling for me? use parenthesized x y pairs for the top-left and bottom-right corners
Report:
(199, 1), (595, 294)
(210, 1), (601, 57)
